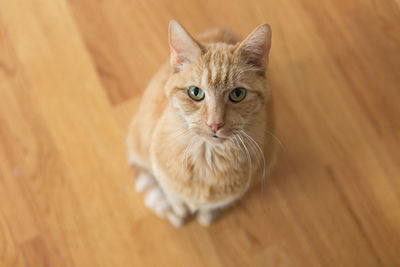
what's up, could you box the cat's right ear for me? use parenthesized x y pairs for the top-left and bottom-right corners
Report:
(237, 24), (272, 74)
(168, 20), (202, 72)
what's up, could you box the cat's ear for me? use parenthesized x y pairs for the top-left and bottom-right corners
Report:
(238, 24), (272, 73)
(168, 20), (202, 71)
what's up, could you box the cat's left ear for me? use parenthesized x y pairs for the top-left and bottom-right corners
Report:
(238, 24), (272, 74)
(168, 20), (202, 72)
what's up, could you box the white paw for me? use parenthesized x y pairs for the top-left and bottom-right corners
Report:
(197, 210), (219, 226)
(197, 215), (212, 226)
(135, 172), (155, 193)
(171, 204), (189, 218)
(144, 187), (163, 208)
(154, 201), (169, 217)
(167, 213), (185, 228)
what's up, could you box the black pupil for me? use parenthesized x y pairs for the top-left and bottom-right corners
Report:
(194, 87), (199, 96)
(235, 89), (241, 97)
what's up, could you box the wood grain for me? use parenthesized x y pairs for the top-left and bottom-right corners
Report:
(1, 0), (399, 266)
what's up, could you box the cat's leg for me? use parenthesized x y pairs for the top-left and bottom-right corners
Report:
(196, 208), (220, 226)
(134, 170), (185, 227)
(163, 190), (190, 219)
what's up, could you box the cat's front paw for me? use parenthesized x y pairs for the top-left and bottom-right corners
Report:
(197, 209), (220, 226)
(166, 202), (190, 227)
(166, 212), (186, 227)
(170, 202), (190, 218)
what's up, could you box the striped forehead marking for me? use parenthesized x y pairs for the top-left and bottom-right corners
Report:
(199, 49), (237, 92)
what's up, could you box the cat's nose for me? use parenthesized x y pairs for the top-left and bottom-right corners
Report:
(207, 122), (224, 133)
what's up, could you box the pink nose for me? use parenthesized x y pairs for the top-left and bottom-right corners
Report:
(207, 122), (224, 133)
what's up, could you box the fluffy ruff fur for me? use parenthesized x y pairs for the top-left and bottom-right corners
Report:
(126, 21), (277, 226)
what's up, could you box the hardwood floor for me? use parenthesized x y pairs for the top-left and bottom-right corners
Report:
(1, 0), (399, 266)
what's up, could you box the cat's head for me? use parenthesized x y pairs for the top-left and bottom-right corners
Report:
(165, 20), (271, 143)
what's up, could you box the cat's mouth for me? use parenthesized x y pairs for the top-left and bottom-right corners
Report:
(205, 133), (228, 143)
(192, 128), (230, 143)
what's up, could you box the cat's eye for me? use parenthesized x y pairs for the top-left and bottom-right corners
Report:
(187, 86), (205, 101)
(229, 88), (247, 102)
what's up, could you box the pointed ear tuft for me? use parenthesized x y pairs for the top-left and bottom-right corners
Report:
(238, 24), (272, 73)
(168, 20), (202, 72)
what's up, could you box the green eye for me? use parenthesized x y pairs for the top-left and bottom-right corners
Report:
(229, 88), (247, 102)
(187, 86), (205, 101)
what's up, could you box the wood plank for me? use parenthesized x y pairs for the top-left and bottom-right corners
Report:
(0, 0), (399, 265)
(0, 211), (25, 267)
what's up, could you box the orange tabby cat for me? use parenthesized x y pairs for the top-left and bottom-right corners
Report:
(126, 20), (276, 226)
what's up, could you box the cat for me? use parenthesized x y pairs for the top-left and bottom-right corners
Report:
(126, 20), (277, 227)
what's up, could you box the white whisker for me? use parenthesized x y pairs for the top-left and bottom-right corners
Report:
(169, 129), (192, 149)
(232, 135), (241, 166)
(238, 122), (283, 151)
(240, 130), (266, 192)
(182, 136), (196, 169)
(236, 133), (252, 191)
(265, 130), (284, 150)
(167, 129), (192, 168)
(174, 129), (193, 140)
